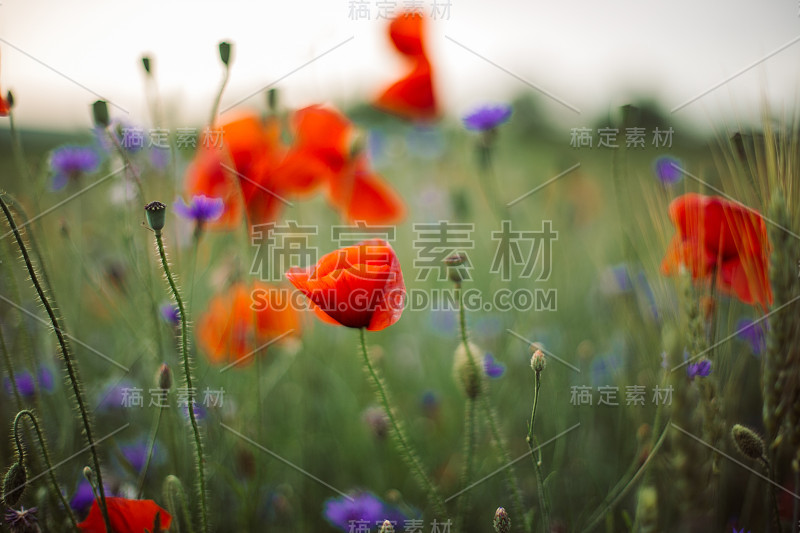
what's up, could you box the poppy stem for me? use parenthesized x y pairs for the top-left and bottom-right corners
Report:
(0, 323), (23, 411)
(358, 328), (446, 517)
(153, 232), (209, 533)
(137, 404), (164, 499)
(13, 410), (79, 529)
(163, 474), (196, 533)
(0, 194), (113, 533)
(526, 369), (550, 533)
(455, 285), (528, 533)
(454, 396), (476, 532)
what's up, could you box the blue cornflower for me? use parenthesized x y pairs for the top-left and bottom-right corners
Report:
(4, 370), (35, 397)
(324, 492), (409, 532)
(653, 156), (682, 185)
(687, 359), (712, 380)
(174, 195), (224, 224)
(120, 440), (159, 473)
(462, 104), (512, 131)
(735, 318), (766, 356)
(50, 146), (100, 190)
(483, 353), (506, 378)
(160, 303), (180, 327)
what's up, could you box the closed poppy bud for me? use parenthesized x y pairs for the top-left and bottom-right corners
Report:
(731, 424), (765, 461)
(92, 100), (110, 128)
(141, 56), (152, 75)
(267, 87), (278, 113)
(144, 201), (167, 234)
(2, 461), (26, 506)
(453, 341), (484, 399)
(218, 41), (232, 66)
(445, 253), (468, 284)
(6, 90), (14, 108)
(157, 363), (172, 390)
(493, 507), (511, 533)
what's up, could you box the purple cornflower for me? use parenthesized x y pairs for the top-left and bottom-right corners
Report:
(95, 380), (135, 411)
(654, 156), (682, 185)
(174, 195), (224, 224)
(160, 303), (180, 327)
(735, 318), (766, 355)
(4, 506), (38, 533)
(462, 104), (512, 131)
(483, 353), (506, 378)
(37, 366), (54, 393)
(182, 402), (207, 421)
(324, 492), (409, 532)
(70, 479), (114, 517)
(50, 146), (100, 190)
(4, 370), (35, 397)
(120, 440), (159, 473)
(687, 359), (712, 380)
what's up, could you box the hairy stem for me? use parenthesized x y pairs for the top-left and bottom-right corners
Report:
(527, 371), (550, 532)
(0, 194), (112, 532)
(455, 397), (477, 532)
(14, 410), (78, 528)
(0, 324), (23, 410)
(358, 328), (446, 517)
(136, 405), (164, 499)
(154, 232), (208, 533)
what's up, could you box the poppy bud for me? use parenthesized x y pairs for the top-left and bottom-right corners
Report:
(445, 253), (468, 284)
(141, 56), (152, 75)
(731, 424), (765, 461)
(6, 90), (14, 108)
(453, 341), (484, 399)
(379, 520), (394, 533)
(157, 363), (172, 390)
(2, 461), (26, 506)
(267, 88), (278, 113)
(493, 507), (511, 533)
(218, 41), (232, 66)
(145, 201), (167, 234)
(530, 348), (546, 374)
(82, 466), (94, 484)
(92, 100), (110, 128)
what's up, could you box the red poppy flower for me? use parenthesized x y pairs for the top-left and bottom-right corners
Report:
(327, 154), (405, 224)
(374, 13), (438, 121)
(661, 193), (772, 308)
(78, 497), (171, 533)
(197, 281), (300, 366)
(185, 113), (288, 230)
(0, 51), (10, 117)
(285, 239), (405, 330)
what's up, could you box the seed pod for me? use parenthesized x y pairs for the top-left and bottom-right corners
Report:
(731, 424), (765, 461)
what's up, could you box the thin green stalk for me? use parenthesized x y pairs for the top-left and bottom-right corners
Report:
(0, 194), (112, 532)
(136, 405), (164, 498)
(13, 410), (78, 529)
(153, 232), (208, 533)
(527, 370), (550, 532)
(209, 63), (230, 127)
(358, 328), (446, 517)
(455, 397), (477, 532)
(0, 324), (23, 410)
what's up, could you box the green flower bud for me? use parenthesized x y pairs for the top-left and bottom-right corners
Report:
(267, 88), (278, 113)
(6, 90), (14, 109)
(158, 363), (172, 390)
(141, 56), (152, 75)
(454, 341), (484, 399)
(218, 41), (232, 66)
(493, 507), (511, 533)
(530, 348), (546, 373)
(2, 461), (27, 506)
(731, 424), (765, 461)
(92, 100), (110, 128)
(145, 201), (167, 234)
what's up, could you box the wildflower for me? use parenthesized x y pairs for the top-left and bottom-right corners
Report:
(374, 13), (438, 121)
(483, 353), (506, 378)
(70, 479), (109, 517)
(462, 104), (512, 132)
(653, 156), (682, 185)
(735, 318), (766, 355)
(323, 492), (409, 532)
(196, 282), (299, 366)
(493, 507), (511, 533)
(77, 497), (171, 533)
(50, 146), (100, 190)
(3, 371), (35, 398)
(686, 359), (711, 380)
(159, 303), (180, 327)
(120, 440), (159, 473)
(285, 239), (405, 330)
(661, 193), (772, 307)
(4, 507), (39, 533)
(530, 348), (546, 373)
(174, 195), (224, 224)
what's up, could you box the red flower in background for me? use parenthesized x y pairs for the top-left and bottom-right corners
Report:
(661, 193), (772, 308)
(78, 497), (171, 533)
(197, 281), (300, 366)
(374, 13), (438, 121)
(285, 239), (405, 331)
(185, 106), (405, 229)
(0, 51), (11, 117)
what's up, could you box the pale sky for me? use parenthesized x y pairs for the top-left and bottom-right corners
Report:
(1, 0), (799, 131)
